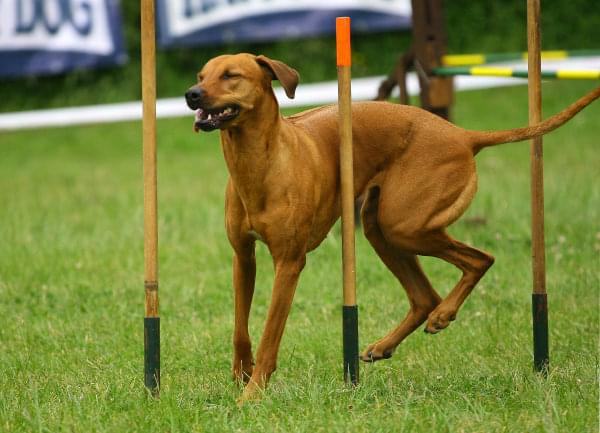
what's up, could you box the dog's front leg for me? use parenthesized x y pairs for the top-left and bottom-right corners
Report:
(240, 255), (306, 403)
(232, 242), (256, 384)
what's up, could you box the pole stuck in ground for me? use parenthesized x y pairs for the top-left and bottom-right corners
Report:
(141, 0), (160, 395)
(527, 0), (549, 375)
(336, 17), (359, 386)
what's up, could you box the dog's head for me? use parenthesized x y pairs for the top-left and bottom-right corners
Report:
(185, 53), (299, 132)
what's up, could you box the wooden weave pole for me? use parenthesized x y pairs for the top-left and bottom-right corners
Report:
(336, 17), (359, 385)
(141, 0), (160, 395)
(527, 0), (549, 375)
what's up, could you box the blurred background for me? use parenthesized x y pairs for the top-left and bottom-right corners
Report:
(1, 3), (599, 431)
(0, 0), (598, 113)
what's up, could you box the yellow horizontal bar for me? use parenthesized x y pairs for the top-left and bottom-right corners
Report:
(556, 70), (600, 79)
(522, 50), (569, 61)
(470, 67), (514, 77)
(443, 54), (486, 66)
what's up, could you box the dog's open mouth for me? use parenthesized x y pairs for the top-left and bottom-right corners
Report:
(194, 105), (240, 132)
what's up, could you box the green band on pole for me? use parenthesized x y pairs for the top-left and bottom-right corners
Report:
(144, 317), (160, 395)
(532, 294), (549, 375)
(342, 305), (359, 385)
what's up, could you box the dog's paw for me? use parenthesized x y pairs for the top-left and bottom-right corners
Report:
(359, 343), (393, 363)
(232, 360), (254, 385)
(236, 381), (265, 406)
(424, 306), (457, 334)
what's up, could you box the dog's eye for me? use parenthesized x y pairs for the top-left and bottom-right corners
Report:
(221, 71), (240, 80)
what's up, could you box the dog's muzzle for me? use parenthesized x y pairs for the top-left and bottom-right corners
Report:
(185, 86), (204, 110)
(185, 85), (240, 133)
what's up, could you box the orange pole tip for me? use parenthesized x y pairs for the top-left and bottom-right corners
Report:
(336, 17), (351, 67)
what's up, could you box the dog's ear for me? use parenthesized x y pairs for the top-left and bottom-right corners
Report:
(256, 55), (299, 99)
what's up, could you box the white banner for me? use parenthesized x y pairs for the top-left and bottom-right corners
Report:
(157, 0), (412, 47)
(0, 0), (126, 77)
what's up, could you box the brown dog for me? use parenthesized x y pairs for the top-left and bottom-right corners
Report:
(185, 53), (599, 401)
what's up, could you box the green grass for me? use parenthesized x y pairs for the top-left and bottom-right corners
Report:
(0, 82), (599, 432)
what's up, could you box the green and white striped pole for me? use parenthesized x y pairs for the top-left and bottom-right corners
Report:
(433, 66), (600, 80)
(442, 49), (600, 67)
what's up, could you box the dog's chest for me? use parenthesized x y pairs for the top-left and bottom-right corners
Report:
(241, 201), (309, 249)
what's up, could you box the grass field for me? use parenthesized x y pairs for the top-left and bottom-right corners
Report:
(0, 82), (598, 432)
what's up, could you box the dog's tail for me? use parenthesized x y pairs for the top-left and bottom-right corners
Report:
(467, 85), (600, 154)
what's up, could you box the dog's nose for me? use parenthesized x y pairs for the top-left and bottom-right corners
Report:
(185, 86), (204, 108)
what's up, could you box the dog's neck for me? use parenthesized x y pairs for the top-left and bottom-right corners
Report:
(220, 91), (283, 210)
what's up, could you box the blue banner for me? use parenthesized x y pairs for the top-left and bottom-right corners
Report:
(157, 0), (411, 47)
(0, 0), (127, 78)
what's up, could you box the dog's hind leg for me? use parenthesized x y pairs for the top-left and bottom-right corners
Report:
(419, 231), (495, 334)
(372, 155), (493, 336)
(359, 187), (442, 362)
